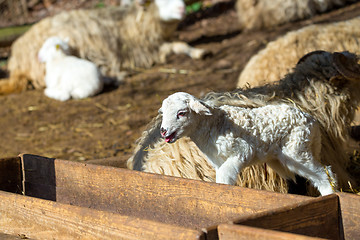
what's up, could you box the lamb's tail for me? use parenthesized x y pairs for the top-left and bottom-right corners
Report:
(127, 113), (163, 170)
(0, 72), (30, 95)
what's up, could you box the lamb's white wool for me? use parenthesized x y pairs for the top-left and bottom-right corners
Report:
(160, 92), (334, 196)
(38, 36), (103, 101)
(155, 0), (185, 21)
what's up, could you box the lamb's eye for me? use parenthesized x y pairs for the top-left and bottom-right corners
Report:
(177, 111), (187, 118)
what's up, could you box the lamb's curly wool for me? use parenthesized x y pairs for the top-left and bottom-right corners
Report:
(159, 92), (333, 195)
(236, 0), (355, 30)
(128, 51), (360, 195)
(237, 16), (360, 88)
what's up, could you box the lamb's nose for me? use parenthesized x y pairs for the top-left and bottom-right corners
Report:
(160, 127), (167, 137)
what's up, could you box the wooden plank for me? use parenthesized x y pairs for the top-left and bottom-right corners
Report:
(0, 190), (205, 240)
(0, 157), (21, 194)
(21, 155), (56, 200)
(337, 192), (360, 240)
(228, 195), (341, 240)
(218, 224), (327, 240)
(85, 156), (127, 168)
(18, 154), (312, 231)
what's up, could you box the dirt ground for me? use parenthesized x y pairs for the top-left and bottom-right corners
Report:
(1, 1), (360, 169)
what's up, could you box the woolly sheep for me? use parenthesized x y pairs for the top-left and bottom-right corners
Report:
(236, 0), (356, 30)
(128, 50), (360, 195)
(0, 0), (208, 94)
(38, 36), (103, 101)
(159, 92), (334, 195)
(237, 16), (360, 88)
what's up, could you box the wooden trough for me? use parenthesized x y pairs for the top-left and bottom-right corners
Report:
(0, 154), (359, 239)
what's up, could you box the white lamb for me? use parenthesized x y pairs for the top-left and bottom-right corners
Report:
(159, 92), (335, 196)
(38, 36), (103, 101)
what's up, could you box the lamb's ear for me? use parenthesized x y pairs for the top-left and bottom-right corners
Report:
(188, 99), (212, 115)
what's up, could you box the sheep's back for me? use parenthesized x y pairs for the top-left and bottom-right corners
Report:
(236, 0), (355, 30)
(237, 17), (360, 88)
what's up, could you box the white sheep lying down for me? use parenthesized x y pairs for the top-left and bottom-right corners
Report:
(38, 37), (103, 101)
(160, 92), (335, 196)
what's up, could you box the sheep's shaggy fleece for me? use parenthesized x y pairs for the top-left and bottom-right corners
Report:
(237, 16), (360, 88)
(236, 0), (356, 30)
(1, 2), (180, 93)
(128, 50), (360, 195)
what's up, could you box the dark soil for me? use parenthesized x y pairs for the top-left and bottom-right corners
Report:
(1, 1), (360, 170)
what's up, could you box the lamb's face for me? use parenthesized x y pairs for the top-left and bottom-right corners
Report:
(159, 93), (191, 143)
(38, 36), (70, 63)
(155, 0), (185, 22)
(159, 92), (212, 143)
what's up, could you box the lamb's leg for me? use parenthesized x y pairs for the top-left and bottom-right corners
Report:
(278, 149), (335, 196)
(159, 41), (210, 63)
(216, 156), (245, 185)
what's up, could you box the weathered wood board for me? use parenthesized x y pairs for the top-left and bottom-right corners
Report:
(19, 154), (311, 230)
(228, 194), (341, 239)
(337, 192), (360, 240)
(217, 224), (327, 240)
(0, 190), (205, 240)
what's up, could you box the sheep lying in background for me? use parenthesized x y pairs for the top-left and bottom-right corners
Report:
(159, 92), (334, 195)
(38, 36), (103, 101)
(237, 16), (360, 88)
(0, 0), (208, 95)
(128, 50), (360, 195)
(236, 0), (356, 30)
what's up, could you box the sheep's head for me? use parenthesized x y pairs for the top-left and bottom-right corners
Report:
(155, 0), (185, 22)
(159, 92), (212, 143)
(38, 36), (70, 63)
(332, 51), (360, 81)
(296, 50), (360, 86)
